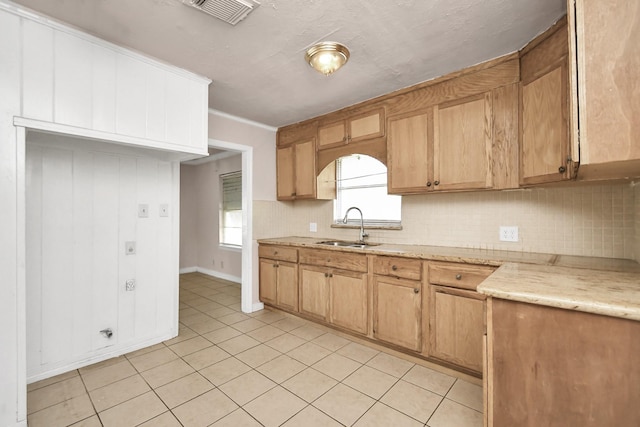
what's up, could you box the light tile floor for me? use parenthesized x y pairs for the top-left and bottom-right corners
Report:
(27, 273), (483, 427)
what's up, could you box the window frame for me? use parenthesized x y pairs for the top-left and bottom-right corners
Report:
(332, 155), (402, 229)
(219, 170), (243, 248)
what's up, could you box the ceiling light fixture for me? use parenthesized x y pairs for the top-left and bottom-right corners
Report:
(305, 41), (350, 76)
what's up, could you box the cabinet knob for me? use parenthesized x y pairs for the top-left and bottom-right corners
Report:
(456, 274), (462, 280)
(274, 251), (278, 255)
(434, 180), (440, 186)
(342, 136), (347, 142)
(559, 166), (567, 173)
(291, 192), (296, 197)
(329, 273), (333, 278)
(272, 264), (277, 268)
(426, 181), (432, 187)
(324, 272), (328, 277)
(414, 288), (420, 294)
(392, 265), (398, 271)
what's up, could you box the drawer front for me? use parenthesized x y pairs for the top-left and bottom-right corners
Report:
(373, 256), (422, 280)
(428, 263), (495, 291)
(258, 245), (298, 262)
(299, 248), (367, 273)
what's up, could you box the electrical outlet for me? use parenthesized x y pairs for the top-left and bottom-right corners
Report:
(125, 279), (136, 291)
(212, 259), (215, 266)
(499, 226), (519, 242)
(221, 261), (224, 269)
(309, 222), (317, 232)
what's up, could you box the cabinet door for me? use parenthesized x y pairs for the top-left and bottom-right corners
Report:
(276, 262), (298, 312)
(349, 108), (385, 143)
(259, 259), (277, 305)
(276, 145), (295, 200)
(387, 108), (433, 194)
(429, 285), (485, 373)
(520, 22), (571, 185)
(317, 120), (346, 149)
(520, 63), (570, 185)
(373, 276), (422, 351)
(434, 93), (492, 191)
(329, 270), (368, 335)
(299, 265), (328, 321)
(293, 139), (316, 199)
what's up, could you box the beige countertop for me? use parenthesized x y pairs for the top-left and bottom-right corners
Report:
(258, 236), (640, 320)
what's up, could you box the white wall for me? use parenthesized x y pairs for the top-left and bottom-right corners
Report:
(26, 132), (178, 381)
(206, 110), (277, 308)
(180, 154), (243, 282)
(0, 3), (208, 425)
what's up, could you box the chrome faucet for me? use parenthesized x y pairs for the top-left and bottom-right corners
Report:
(342, 207), (369, 244)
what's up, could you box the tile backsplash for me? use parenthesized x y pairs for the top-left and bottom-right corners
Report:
(255, 182), (638, 260)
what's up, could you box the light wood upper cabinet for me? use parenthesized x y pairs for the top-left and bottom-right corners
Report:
(387, 108), (433, 193)
(318, 108), (385, 150)
(434, 93), (493, 191)
(569, 1), (640, 180)
(276, 139), (333, 201)
(519, 19), (573, 185)
(388, 91), (498, 194)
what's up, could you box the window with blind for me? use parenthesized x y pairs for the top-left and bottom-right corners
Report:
(220, 171), (242, 247)
(333, 154), (401, 226)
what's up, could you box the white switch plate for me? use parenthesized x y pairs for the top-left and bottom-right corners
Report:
(499, 226), (519, 242)
(309, 222), (317, 232)
(138, 204), (149, 218)
(159, 203), (169, 217)
(125, 241), (136, 255)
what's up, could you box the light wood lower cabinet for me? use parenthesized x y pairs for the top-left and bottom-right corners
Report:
(429, 285), (485, 373)
(486, 298), (640, 426)
(373, 276), (422, 351)
(259, 259), (298, 312)
(258, 245), (299, 312)
(299, 264), (368, 334)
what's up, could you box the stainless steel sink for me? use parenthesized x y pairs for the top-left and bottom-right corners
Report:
(315, 240), (380, 249)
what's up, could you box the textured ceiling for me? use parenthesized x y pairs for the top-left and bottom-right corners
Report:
(11, 0), (566, 127)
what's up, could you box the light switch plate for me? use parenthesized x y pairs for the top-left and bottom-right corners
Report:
(309, 222), (317, 232)
(138, 204), (149, 218)
(125, 279), (136, 291)
(159, 203), (169, 217)
(125, 241), (136, 255)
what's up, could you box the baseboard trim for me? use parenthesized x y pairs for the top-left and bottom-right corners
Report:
(252, 302), (265, 312)
(26, 331), (176, 384)
(194, 267), (241, 284)
(179, 266), (197, 274)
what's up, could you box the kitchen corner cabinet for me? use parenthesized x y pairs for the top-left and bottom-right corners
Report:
(299, 249), (368, 334)
(372, 256), (424, 352)
(428, 263), (493, 374)
(568, 1), (640, 180)
(486, 298), (640, 426)
(317, 107), (385, 150)
(258, 245), (299, 312)
(519, 19), (574, 185)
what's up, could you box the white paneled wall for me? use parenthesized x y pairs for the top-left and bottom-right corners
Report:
(0, 2), (209, 424)
(26, 134), (177, 380)
(13, 2), (209, 154)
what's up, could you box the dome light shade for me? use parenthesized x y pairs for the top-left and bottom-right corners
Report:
(305, 42), (350, 76)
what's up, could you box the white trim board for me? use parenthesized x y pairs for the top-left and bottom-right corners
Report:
(194, 267), (241, 285)
(205, 138), (257, 314)
(208, 109), (278, 132)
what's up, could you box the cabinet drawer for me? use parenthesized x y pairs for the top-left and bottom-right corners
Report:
(258, 245), (298, 262)
(299, 249), (367, 273)
(428, 263), (495, 291)
(373, 256), (422, 280)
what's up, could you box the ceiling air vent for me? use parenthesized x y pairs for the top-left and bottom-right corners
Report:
(184, 0), (260, 25)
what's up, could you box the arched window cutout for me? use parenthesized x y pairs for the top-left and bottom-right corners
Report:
(333, 154), (401, 227)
